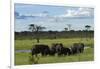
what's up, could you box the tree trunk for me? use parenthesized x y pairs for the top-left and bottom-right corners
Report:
(36, 31), (40, 43)
(37, 38), (40, 43)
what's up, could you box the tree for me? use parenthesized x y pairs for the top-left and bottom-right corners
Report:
(29, 24), (46, 43)
(85, 25), (91, 41)
(29, 24), (36, 32)
(85, 25), (91, 31)
(64, 28), (68, 31)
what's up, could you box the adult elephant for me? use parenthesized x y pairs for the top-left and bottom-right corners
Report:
(52, 43), (71, 56)
(61, 47), (72, 56)
(55, 43), (64, 56)
(49, 43), (59, 56)
(50, 43), (64, 56)
(31, 44), (50, 56)
(71, 43), (85, 54)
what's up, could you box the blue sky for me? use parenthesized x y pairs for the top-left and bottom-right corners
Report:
(15, 3), (94, 32)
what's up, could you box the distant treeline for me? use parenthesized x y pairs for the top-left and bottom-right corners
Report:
(15, 30), (94, 40)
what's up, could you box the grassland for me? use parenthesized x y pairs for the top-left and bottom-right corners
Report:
(15, 38), (94, 50)
(15, 38), (94, 65)
(15, 48), (94, 65)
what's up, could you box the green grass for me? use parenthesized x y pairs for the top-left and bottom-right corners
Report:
(15, 38), (94, 50)
(15, 48), (94, 65)
(15, 38), (94, 65)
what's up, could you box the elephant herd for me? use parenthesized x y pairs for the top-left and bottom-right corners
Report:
(31, 43), (85, 57)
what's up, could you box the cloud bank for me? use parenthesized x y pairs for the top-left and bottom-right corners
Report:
(15, 7), (94, 20)
(56, 7), (93, 18)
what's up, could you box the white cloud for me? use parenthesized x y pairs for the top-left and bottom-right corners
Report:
(58, 10), (76, 17)
(56, 7), (93, 18)
(76, 7), (93, 16)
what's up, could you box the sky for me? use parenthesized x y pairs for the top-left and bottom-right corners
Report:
(14, 3), (94, 32)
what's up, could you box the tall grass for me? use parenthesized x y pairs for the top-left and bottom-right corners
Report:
(15, 38), (94, 50)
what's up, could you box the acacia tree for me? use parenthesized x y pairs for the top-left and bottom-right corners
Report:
(85, 25), (91, 31)
(85, 25), (91, 41)
(29, 24), (45, 43)
(64, 28), (68, 31)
